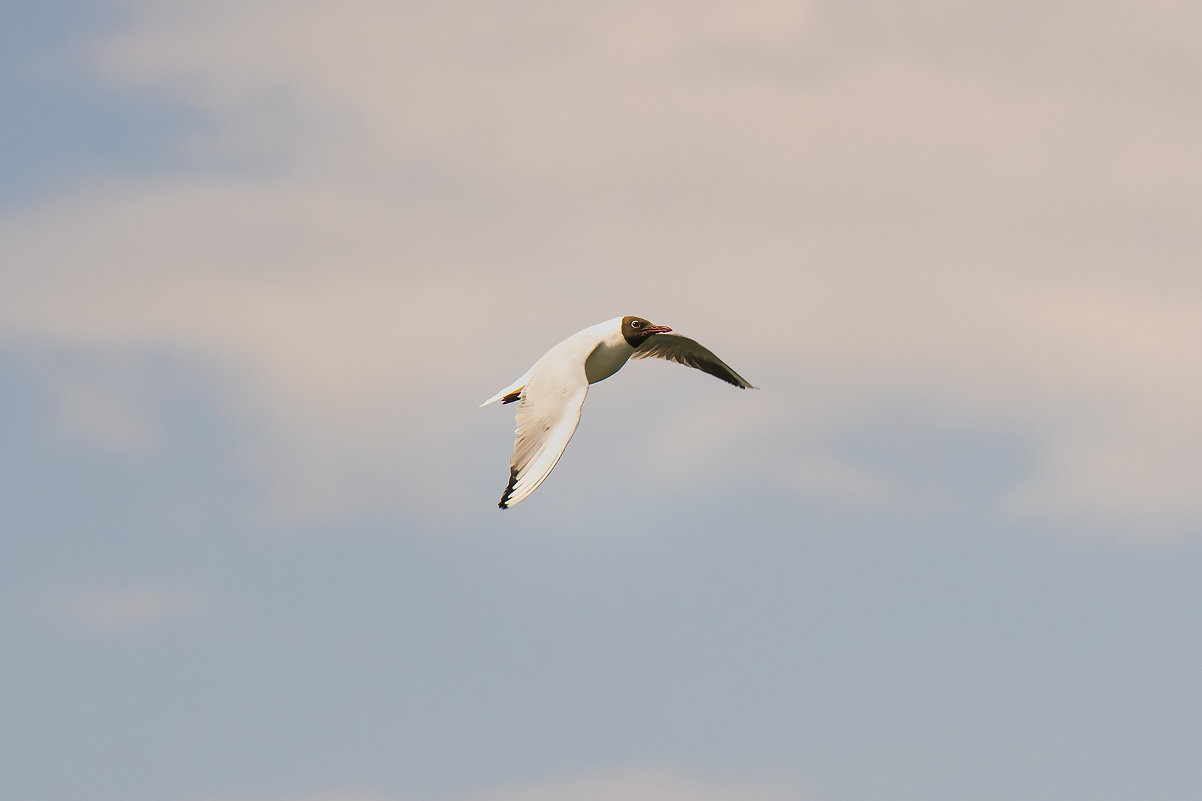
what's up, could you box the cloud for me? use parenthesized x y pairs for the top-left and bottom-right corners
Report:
(187, 767), (799, 801)
(58, 585), (194, 633)
(0, 176), (510, 522)
(42, 361), (160, 456)
(453, 766), (798, 801)
(194, 793), (391, 801)
(192, 792), (390, 801)
(5, 1), (1202, 532)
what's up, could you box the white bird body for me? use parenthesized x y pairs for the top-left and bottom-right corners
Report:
(482, 315), (752, 508)
(480, 318), (632, 407)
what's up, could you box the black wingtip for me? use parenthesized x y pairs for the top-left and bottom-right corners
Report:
(720, 373), (755, 390)
(498, 466), (519, 509)
(501, 390), (522, 405)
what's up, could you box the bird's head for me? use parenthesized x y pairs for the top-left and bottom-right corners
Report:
(621, 316), (672, 347)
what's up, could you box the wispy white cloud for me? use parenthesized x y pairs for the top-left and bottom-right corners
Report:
(4, 1), (1201, 532)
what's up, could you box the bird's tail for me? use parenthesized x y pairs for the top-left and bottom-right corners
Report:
(479, 369), (532, 407)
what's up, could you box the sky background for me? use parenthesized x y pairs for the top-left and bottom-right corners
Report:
(3, 1), (1201, 800)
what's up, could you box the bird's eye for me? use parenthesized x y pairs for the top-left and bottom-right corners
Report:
(631, 320), (641, 327)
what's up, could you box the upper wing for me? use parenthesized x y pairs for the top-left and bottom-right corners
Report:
(499, 358), (590, 508)
(630, 333), (755, 389)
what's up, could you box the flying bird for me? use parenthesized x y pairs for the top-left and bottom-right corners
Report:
(481, 315), (754, 508)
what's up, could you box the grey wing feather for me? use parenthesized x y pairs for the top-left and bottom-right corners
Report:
(631, 333), (755, 389)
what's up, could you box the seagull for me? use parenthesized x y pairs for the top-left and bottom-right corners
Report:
(481, 315), (754, 508)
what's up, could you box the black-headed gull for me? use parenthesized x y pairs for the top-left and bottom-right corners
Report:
(482, 315), (754, 508)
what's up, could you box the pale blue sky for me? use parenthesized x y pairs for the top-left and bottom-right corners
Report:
(3, 2), (1201, 800)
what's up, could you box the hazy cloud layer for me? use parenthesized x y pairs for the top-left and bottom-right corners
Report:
(56, 584), (194, 633)
(5, 0), (1200, 530)
(191, 767), (797, 801)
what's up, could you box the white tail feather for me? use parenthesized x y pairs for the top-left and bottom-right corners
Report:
(479, 369), (533, 407)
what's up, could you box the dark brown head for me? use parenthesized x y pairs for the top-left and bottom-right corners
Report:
(621, 315), (672, 347)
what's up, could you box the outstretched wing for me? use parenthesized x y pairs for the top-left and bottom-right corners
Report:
(500, 359), (590, 508)
(631, 333), (755, 389)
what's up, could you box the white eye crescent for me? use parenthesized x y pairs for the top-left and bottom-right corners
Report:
(631, 320), (641, 327)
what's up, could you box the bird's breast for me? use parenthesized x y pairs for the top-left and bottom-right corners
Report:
(583, 340), (634, 384)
